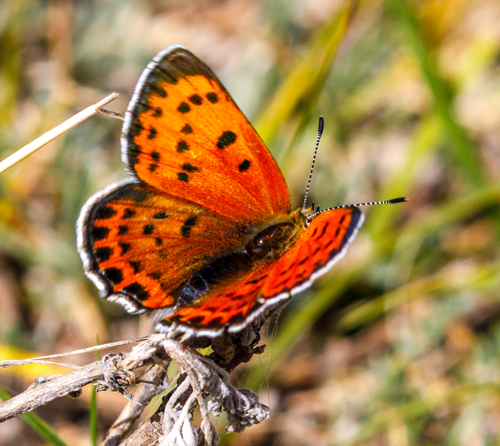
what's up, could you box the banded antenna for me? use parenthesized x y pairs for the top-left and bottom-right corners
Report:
(301, 116), (409, 220)
(307, 197), (409, 221)
(302, 116), (324, 211)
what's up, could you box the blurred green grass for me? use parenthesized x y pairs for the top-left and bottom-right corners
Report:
(1, 0), (500, 445)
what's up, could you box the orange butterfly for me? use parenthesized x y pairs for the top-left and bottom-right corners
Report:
(77, 46), (383, 337)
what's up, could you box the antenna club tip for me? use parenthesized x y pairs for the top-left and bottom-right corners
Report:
(318, 116), (324, 133)
(388, 197), (409, 204)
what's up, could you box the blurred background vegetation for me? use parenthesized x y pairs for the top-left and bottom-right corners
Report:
(1, 0), (500, 444)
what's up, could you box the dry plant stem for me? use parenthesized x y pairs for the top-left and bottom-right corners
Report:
(0, 361), (106, 421)
(161, 339), (214, 444)
(0, 336), (150, 370)
(102, 363), (169, 446)
(1, 329), (269, 445)
(109, 329), (269, 446)
(0, 92), (119, 174)
(0, 334), (165, 422)
(97, 107), (125, 120)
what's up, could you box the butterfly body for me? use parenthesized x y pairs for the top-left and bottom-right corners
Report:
(77, 46), (363, 337)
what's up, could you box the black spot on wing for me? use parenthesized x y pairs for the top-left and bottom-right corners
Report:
(206, 92), (218, 103)
(95, 247), (113, 263)
(123, 208), (136, 219)
(148, 127), (158, 140)
(128, 260), (142, 273)
(153, 212), (169, 219)
(318, 222), (329, 239)
(143, 224), (155, 235)
(188, 94), (202, 105)
(103, 267), (123, 285)
(122, 282), (149, 301)
(177, 140), (189, 153)
(181, 124), (193, 134)
(119, 242), (131, 255)
(181, 216), (198, 238)
(183, 316), (204, 325)
(231, 295), (244, 301)
(177, 172), (189, 182)
(91, 225), (109, 241)
(216, 131), (237, 149)
(182, 163), (199, 172)
(118, 225), (128, 235)
(238, 159), (250, 171)
(95, 205), (116, 220)
(246, 275), (267, 285)
(151, 151), (160, 162)
(177, 102), (190, 113)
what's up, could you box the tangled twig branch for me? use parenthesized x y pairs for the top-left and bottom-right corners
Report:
(0, 322), (271, 446)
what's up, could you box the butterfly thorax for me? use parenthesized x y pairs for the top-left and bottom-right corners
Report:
(244, 208), (311, 260)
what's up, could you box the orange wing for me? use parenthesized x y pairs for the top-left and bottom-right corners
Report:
(121, 45), (291, 225)
(157, 207), (363, 336)
(77, 179), (254, 316)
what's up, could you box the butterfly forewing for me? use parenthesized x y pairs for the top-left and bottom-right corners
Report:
(121, 45), (291, 225)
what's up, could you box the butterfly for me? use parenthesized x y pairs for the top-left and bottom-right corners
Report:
(76, 45), (370, 338)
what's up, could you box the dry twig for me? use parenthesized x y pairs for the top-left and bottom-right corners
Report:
(0, 323), (271, 446)
(0, 92), (119, 174)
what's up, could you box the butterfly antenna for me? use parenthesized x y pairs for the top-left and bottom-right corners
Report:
(302, 116), (324, 212)
(308, 197), (409, 221)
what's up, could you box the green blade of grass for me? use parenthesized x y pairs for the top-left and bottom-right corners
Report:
(367, 114), (441, 239)
(89, 383), (97, 445)
(387, 0), (484, 189)
(337, 259), (500, 331)
(255, 0), (358, 158)
(336, 382), (500, 446)
(0, 388), (69, 446)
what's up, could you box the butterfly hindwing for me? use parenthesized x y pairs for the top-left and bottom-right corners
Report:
(156, 207), (363, 335)
(157, 263), (273, 336)
(121, 45), (291, 225)
(77, 179), (250, 315)
(261, 207), (363, 298)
